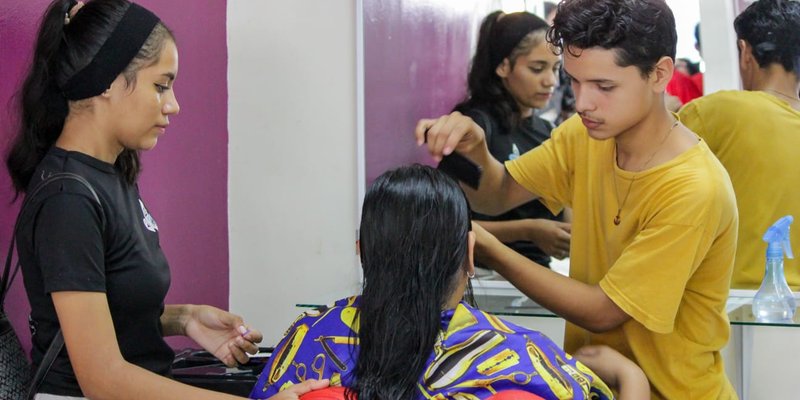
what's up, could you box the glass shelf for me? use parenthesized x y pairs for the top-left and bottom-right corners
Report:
(298, 288), (800, 328)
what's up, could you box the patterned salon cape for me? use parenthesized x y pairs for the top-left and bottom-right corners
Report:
(250, 296), (614, 399)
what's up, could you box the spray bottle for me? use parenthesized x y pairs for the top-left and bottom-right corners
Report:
(752, 215), (797, 323)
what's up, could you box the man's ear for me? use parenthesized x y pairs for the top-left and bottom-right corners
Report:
(496, 58), (512, 79)
(652, 56), (675, 93)
(738, 39), (756, 69)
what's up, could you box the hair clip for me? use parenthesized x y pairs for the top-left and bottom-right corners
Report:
(65, 1), (85, 25)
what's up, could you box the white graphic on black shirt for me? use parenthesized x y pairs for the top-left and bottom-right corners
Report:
(508, 143), (521, 160)
(139, 199), (159, 232)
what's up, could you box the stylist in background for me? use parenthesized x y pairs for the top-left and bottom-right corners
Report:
(453, 11), (571, 268)
(5, 1), (325, 399)
(679, 0), (800, 289)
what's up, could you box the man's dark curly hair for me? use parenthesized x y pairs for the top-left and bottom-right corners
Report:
(546, 0), (677, 77)
(734, 0), (800, 77)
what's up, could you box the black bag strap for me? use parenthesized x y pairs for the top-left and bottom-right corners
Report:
(27, 330), (64, 400)
(0, 172), (103, 399)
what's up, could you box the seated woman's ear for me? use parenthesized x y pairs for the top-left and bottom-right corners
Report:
(467, 231), (476, 276)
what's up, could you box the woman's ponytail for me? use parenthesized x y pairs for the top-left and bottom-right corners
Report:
(6, 0), (73, 194)
(6, 0), (173, 194)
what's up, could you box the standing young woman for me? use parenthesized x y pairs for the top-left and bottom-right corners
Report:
(5, 1), (324, 399)
(453, 12), (571, 268)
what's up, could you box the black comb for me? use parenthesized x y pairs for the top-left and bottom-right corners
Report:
(438, 152), (483, 190)
(424, 127), (483, 189)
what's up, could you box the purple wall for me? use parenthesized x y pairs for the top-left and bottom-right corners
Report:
(0, 0), (38, 359)
(0, 0), (229, 352)
(364, 0), (488, 184)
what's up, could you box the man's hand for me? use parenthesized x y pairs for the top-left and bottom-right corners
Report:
(415, 111), (486, 162)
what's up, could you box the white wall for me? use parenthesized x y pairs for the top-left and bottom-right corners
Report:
(666, 0), (702, 63)
(699, 0), (741, 93)
(227, 0), (361, 342)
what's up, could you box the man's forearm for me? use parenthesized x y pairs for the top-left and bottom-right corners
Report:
(460, 146), (513, 215)
(460, 145), (532, 216)
(474, 220), (531, 243)
(477, 234), (628, 332)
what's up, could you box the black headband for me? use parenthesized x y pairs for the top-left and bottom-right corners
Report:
(61, 3), (160, 100)
(489, 12), (550, 69)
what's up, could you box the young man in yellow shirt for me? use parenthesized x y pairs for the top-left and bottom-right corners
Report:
(679, 0), (800, 290)
(416, 0), (738, 398)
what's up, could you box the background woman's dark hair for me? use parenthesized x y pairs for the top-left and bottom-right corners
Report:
(677, 57), (701, 76)
(5, 0), (174, 195)
(454, 11), (550, 132)
(351, 165), (473, 400)
(543, 2), (558, 19)
(734, 0), (800, 77)
(547, 0), (677, 77)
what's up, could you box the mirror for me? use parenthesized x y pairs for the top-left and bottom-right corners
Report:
(360, 0), (759, 291)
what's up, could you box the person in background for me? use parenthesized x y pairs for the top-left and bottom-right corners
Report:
(666, 65), (702, 107)
(539, 1), (576, 125)
(416, 0), (738, 398)
(453, 11), (571, 269)
(251, 165), (648, 400)
(544, 1), (558, 25)
(675, 58), (700, 77)
(5, 1), (324, 399)
(690, 23), (705, 93)
(679, 0), (800, 289)
(665, 23), (704, 111)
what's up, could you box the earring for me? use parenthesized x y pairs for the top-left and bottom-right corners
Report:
(467, 270), (475, 279)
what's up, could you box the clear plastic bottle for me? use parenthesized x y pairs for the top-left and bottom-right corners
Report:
(752, 216), (796, 323)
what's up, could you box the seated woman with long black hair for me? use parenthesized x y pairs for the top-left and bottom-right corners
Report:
(251, 165), (648, 400)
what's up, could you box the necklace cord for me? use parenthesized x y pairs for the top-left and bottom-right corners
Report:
(612, 119), (680, 225)
(763, 88), (800, 103)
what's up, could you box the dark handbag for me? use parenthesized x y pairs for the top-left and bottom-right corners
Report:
(1, 172), (102, 400)
(0, 312), (31, 400)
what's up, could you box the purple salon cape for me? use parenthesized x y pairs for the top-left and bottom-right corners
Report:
(251, 296), (614, 400)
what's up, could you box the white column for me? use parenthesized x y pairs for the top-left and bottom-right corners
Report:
(698, 0), (741, 93)
(227, 0), (361, 343)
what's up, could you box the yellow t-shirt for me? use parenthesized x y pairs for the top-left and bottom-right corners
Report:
(506, 114), (738, 400)
(680, 90), (800, 289)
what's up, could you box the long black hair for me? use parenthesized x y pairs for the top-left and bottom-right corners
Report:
(734, 0), (800, 77)
(5, 0), (174, 195)
(351, 165), (474, 400)
(454, 11), (550, 132)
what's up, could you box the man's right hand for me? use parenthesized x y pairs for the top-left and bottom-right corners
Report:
(415, 111), (486, 162)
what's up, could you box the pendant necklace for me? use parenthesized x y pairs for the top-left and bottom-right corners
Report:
(612, 119), (680, 226)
